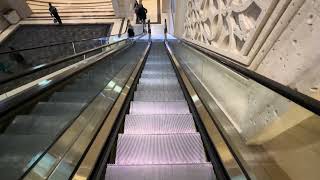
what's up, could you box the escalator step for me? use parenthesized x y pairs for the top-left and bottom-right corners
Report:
(136, 84), (181, 91)
(115, 133), (207, 164)
(129, 101), (190, 115)
(141, 70), (175, 75)
(134, 90), (184, 101)
(5, 115), (72, 135)
(31, 102), (85, 116)
(105, 163), (215, 180)
(49, 92), (95, 103)
(144, 64), (174, 69)
(139, 78), (179, 86)
(124, 114), (196, 134)
(141, 73), (176, 78)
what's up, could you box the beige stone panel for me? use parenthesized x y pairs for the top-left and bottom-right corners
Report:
(263, 118), (320, 180)
(246, 102), (315, 144)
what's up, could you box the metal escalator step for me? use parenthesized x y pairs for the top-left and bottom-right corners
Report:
(124, 114), (196, 134)
(142, 67), (174, 73)
(141, 73), (176, 78)
(137, 84), (181, 91)
(31, 102), (85, 116)
(134, 90), (184, 101)
(144, 64), (173, 69)
(5, 115), (72, 135)
(105, 163), (215, 180)
(129, 101), (190, 115)
(145, 61), (171, 65)
(115, 133), (207, 164)
(142, 70), (175, 75)
(139, 78), (179, 85)
(138, 79), (180, 90)
(49, 92), (95, 103)
(0, 135), (52, 180)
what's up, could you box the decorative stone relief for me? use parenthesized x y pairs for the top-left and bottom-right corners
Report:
(183, 0), (278, 63)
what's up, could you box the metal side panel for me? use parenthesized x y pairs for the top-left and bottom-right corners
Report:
(105, 163), (215, 180)
(115, 133), (208, 165)
(129, 101), (190, 115)
(124, 114), (196, 134)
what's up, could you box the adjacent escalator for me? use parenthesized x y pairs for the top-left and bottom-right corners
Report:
(0, 41), (148, 180)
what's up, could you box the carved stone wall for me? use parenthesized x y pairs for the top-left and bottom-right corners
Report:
(183, 0), (296, 65)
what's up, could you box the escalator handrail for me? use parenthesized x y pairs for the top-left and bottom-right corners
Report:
(0, 33), (144, 85)
(176, 37), (320, 116)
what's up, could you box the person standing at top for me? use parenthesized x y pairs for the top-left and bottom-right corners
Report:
(49, 3), (62, 25)
(137, 3), (147, 24)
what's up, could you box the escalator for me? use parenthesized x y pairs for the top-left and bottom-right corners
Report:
(0, 40), (149, 180)
(104, 42), (215, 179)
(2, 31), (317, 180)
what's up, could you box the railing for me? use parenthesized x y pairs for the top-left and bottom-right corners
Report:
(0, 22), (143, 95)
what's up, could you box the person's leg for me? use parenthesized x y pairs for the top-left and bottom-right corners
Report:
(54, 13), (62, 24)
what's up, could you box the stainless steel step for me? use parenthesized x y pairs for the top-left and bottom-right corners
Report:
(115, 133), (207, 164)
(141, 70), (175, 75)
(142, 67), (174, 72)
(137, 83), (181, 91)
(139, 78), (179, 85)
(5, 115), (72, 135)
(134, 90), (184, 101)
(49, 92), (95, 103)
(124, 114), (196, 134)
(105, 163), (215, 180)
(31, 102), (85, 116)
(140, 73), (176, 79)
(0, 135), (52, 180)
(129, 101), (190, 115)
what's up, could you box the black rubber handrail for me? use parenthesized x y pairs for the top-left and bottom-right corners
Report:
(0, 32), (144, 85)
(178, 38), (320, 116)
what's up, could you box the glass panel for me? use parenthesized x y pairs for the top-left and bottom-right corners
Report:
(0, 42), (148, 180)
(0, 35), (127, 96)
(169, 41), (320, 180)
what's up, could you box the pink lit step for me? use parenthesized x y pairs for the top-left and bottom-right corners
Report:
(129, 101), (190, 115)
(115, 133), (207, 165)
(124, 114), (196, 134)
(134, 90), (184, 101)
(105, 163), (215, 180)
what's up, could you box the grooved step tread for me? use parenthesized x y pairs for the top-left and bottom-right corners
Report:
(134, 90), (184, 101)
(124, 114), (196, 134)
(129, 101), (190, 115)
(115, 134), (207, 165)
(105, 163), (215, 180)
